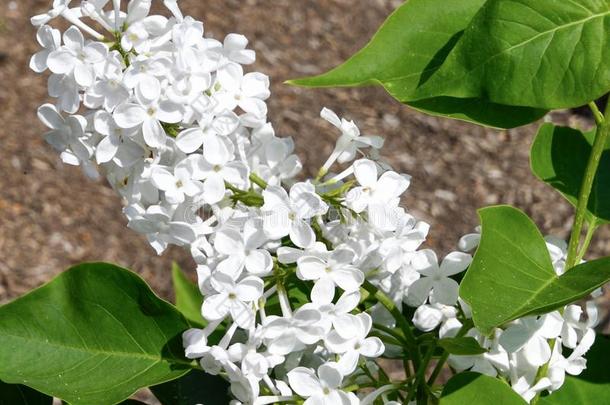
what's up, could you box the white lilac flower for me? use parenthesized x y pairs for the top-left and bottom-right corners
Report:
(261, 183), (328, 248)
(346, 158), (410, 214)
(320, 108), (384, 169)
(262, 308), (325, 356)
(150, 159), (205, 204)
(201, 272), (263, 329)
(296, 248), (365, 295)
(37, 104), (93, 165)
(93, 110), (139, 164)
(113, 89), (184, 148)
(301, 286), (361, 338)
(47, 26), (108, 87)
(405, 250), (472, 307)
(214, 63), (270, 118)
(30, 25), (61, 73)
(325, 313), (385, 374)
(287, 363), (357, 405)
(84, 51), (129, 111)
(213, 219), (273, 278)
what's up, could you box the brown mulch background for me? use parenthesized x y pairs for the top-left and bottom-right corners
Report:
(2, 0), (610, 357)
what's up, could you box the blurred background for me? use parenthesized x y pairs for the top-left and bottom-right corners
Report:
(1, 0), (608, 330)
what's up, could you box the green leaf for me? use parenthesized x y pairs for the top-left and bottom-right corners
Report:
(151, 369), (230, 405)
(413, 0), (610, 109)
(438, 337), (488, 355)
(0, 380), (52, 405)
(531, 123), (610, 224)
(288, 0), (546, 129)
(172, 263), (204, 327)
(0, 263), (193, 405)
(460, 206), (610, 335)
(408, 97), (547, 129)
(540, 335), (610, 404)
(440, 372), (526, 404)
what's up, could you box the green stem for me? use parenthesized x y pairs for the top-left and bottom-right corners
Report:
(362, 281), (421, 369)
(576, 220), (598, 263)
(373, 322), (409, 346)
(427, 320), (472, 386)
(408, 342), (435, 404)
(589, 101), (604, 126)
(565, 97), (610, 269)
(369, 331), (402, 347)
(249, 172), (268, 189)
(224, 181), (242, 194)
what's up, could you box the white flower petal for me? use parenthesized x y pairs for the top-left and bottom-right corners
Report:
(430, 277), (459, 306)
(297, 256), (327, 281)
(288, 367), (321, 397)
(440, 251), (472, 276)
(95, 135), (119, 163)
(236, 276), (264, 301)
(290, 219), (315, 249)
(359, 337), (385, 358)
(405, 277), (434, 307)
(353, 159), (378, 188)
(114, 103), (147, 128)
(142, 118), (167, 148)
(203, 174), (226, 204)
(245, 249), (273, 276)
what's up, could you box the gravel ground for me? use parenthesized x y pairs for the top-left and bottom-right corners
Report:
(1, 0), (609, 349)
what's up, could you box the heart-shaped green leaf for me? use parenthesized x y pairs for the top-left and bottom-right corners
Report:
(540, 335), (610, 404)
(151, 369), (230, 405)
(440, 372), (526, 404)
(172, 263), (204, 327)
(288, 0), (546, 129)
(0, 380), (52, 405)
(0, 263), (193, 405)
(460, 206), (610, 335)
(531, 123), (610, 224)
(438, 337), (488, 356)
(413, 0), (610, 109)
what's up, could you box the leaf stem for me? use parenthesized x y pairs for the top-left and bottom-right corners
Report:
(565, 97), (610, 269)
